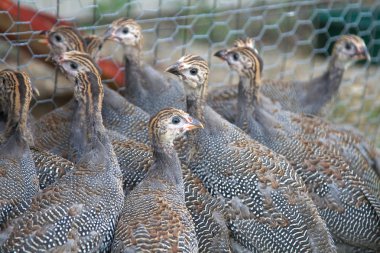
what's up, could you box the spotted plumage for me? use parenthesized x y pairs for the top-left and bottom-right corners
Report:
(103, 18), (187, 115)
(0, 51), (125, 252)
(215, 44), (380, 251)
(209, 35), (371, 122)
(166, 54), (336, 252)
(0, 69), (38, 226)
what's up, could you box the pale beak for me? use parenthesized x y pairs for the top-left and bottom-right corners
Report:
(37, 38), (48, 45)
(165, 63), (181, 76)
(103, 29), (118, 42)
(357, 47), (371, 61)
(183, 116), (204, 131)
(214, 49), (228, 60)
(32, 87), (40, 97)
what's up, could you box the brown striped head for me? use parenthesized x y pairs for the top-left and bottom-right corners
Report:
(0, 69), (32, 137)
(57, 51), (100, 82)
(233, 37), (258, 54)
(165, 54), (209, 91)
(214, 46), (263, 84)
(332, 35), (370, 68)
(57, 51), (102, 104)
(149, 108), (203, 147)
(103, 18), (143, 49)
(46, 26), (86, 60)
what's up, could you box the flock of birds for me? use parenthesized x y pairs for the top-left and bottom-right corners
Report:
(0, 17), (379, 253)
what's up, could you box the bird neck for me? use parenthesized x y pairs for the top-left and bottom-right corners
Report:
(186, 82), (207, 125)
(236, 74), (260, 129)
(124, 47), (143, 95)
(123, 46), (141, 66)
(304, 54), (345, 106)
(70, 72), (109, 161)
(326, 54), (345, 90)
(151, 140), (183, 187)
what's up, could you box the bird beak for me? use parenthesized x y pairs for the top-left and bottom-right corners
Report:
(32, 87), (40, 97)
(183, 116), (204, 131)
(165, 63), (182, 76)
(37, 30), (49, 45)
(103, 29), (118, 42)
(357, 47), (371, 61)
(37, 38), (49, 45)
(214, 49), (228, 60)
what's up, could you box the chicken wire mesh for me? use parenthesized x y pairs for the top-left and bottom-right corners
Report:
(0, 0), (380, 147)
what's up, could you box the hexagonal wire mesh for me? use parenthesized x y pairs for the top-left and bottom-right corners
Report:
(0, 0), (380, 147)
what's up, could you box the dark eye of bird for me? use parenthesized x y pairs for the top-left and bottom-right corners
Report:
(70, 62), (78, 70)
(345, 43), (352, 50)
(233, 53), (239, 61)
(190, 68), (198, 75)
(122, 28), (129, 34)
(172, 116), (181, 124)
(55, 34), (62, 42)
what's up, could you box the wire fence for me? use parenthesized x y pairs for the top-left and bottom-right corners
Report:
(1, 0), (380, 147)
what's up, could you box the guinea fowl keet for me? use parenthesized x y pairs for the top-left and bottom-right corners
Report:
(0, 70), (38, 226)
(166, 55), (336, 252)
(103, 18), (187, 115)
(214, 44), (380, 252)
(0, 51), (125, 252)
(209, 35), (370, 121)
(112, 108), (202, 252)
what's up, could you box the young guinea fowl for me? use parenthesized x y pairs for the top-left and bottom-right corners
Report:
(103, 18), (187, 115)
(0, 70), (39, 226)
(0, 69), (75, 191)
(214, 45), (380, 252)
(208, 38), (261, 124)
(209, 35), (370, 122)
(33, 25), (150, 157)
(112, 108), (202, 252)
(0, 51), (125, 252)
(166, 55), (336, 252)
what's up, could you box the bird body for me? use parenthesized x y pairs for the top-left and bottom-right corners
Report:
(0, 52), (124, 252)
(112, 109), (201, 252)
(0, 70), (38, 226)
(214, 45), (380, 251)
(166, 55), (336, 252)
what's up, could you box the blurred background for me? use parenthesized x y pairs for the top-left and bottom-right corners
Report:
(0, 0), (380, 147)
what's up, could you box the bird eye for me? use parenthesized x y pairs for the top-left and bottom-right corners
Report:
(233, 53), (239, 61)
(172, 116), (181, 124)
(122, 28), (129, 34)
(190, 68), (198, 75)
(54, 34), (62, 42)
(345, 43), (352, 50)
(70, 62), (78, 70)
